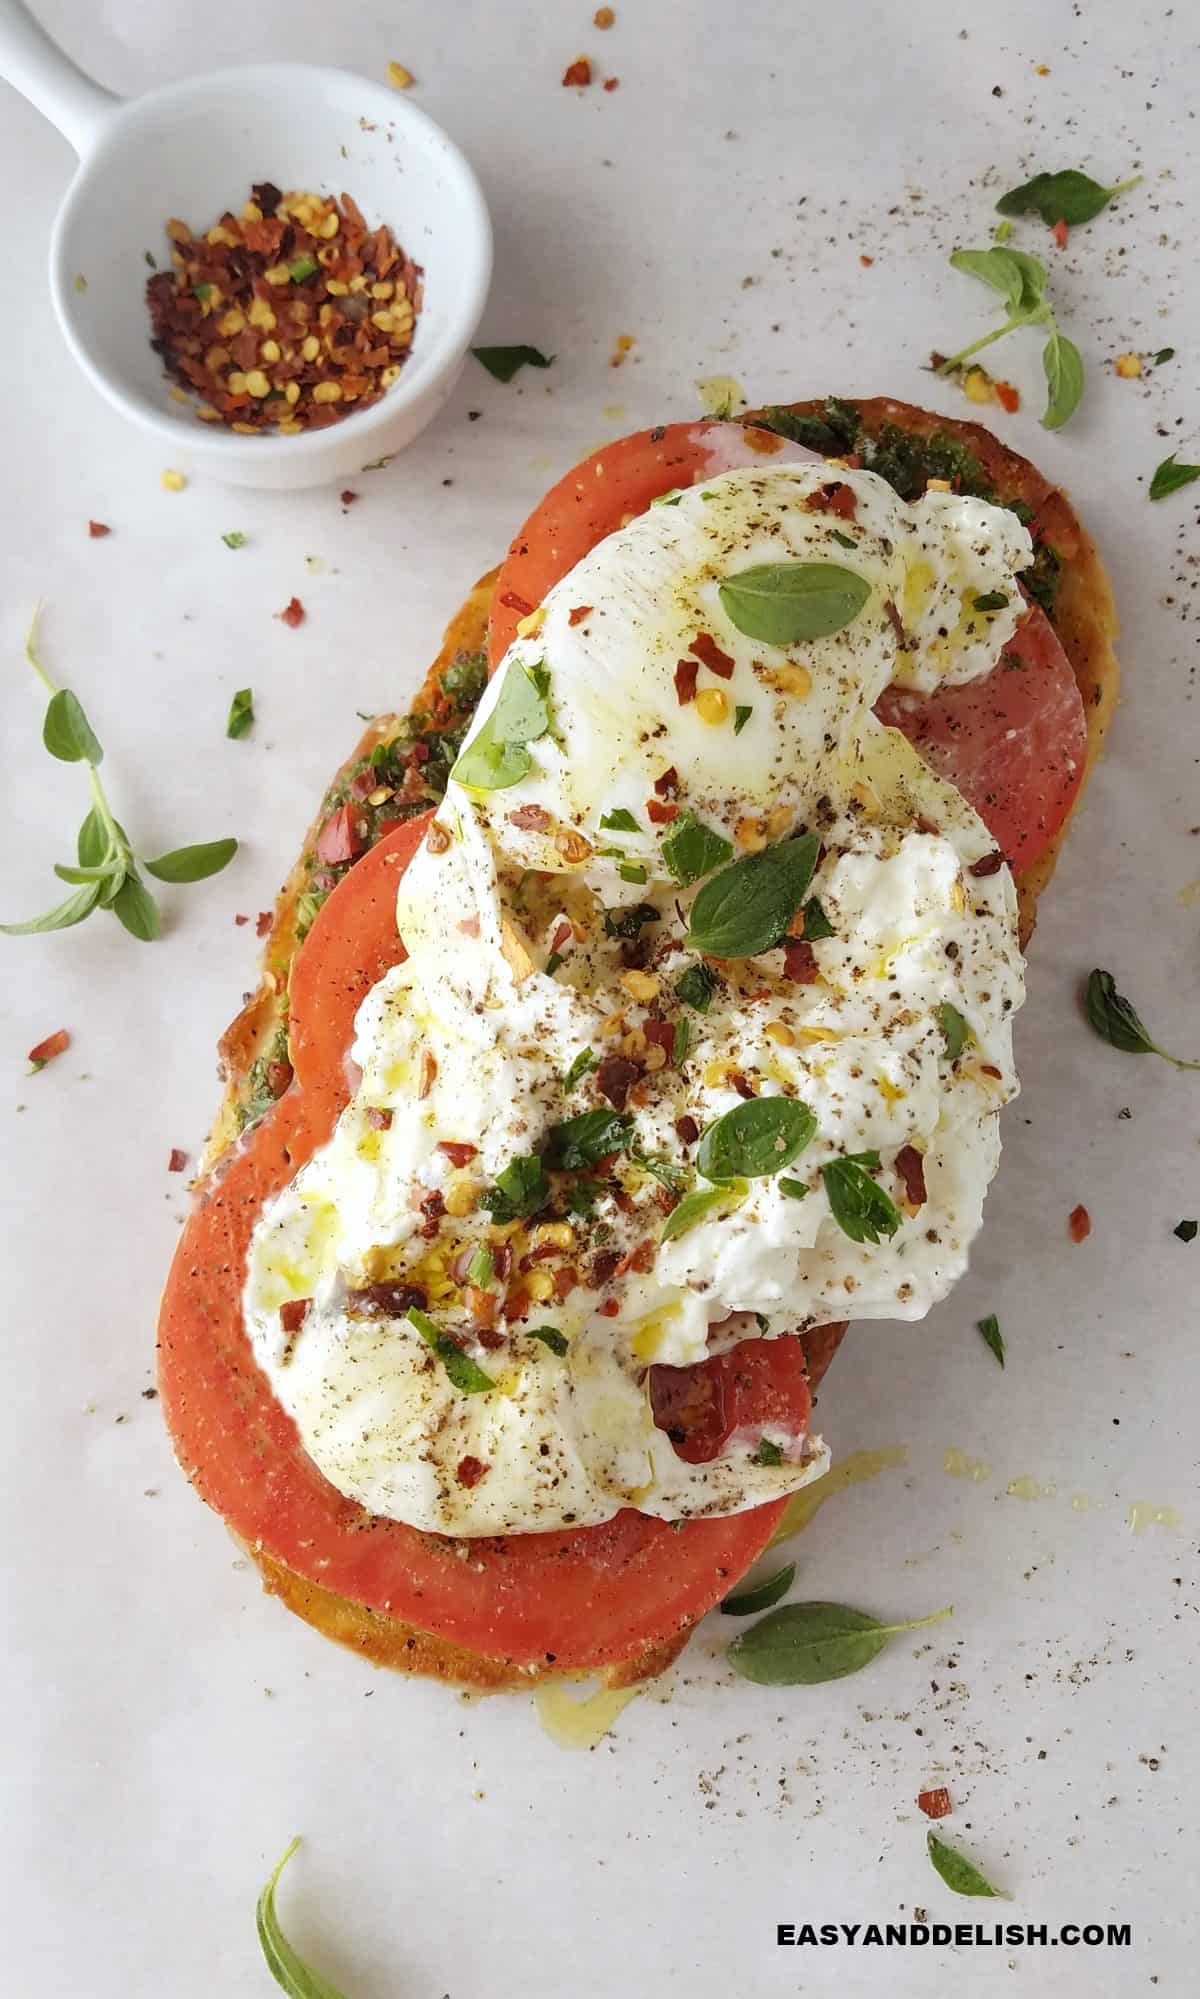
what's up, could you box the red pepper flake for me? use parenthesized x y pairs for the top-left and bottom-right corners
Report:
(438, 1140), (478, 1167)
(598, 1297), (620, 1317)
(642, 1018), (676, 1060)
(614, 1238), (655, 1277)
(267, 1059), (294, 1098)
(500, 588), (534, 617)
(675, 1114), (700, 1145)
(549, 918), (572, 955)
(554, 1265), (579, 1300)
(234, 913), (249, 925)
(279, 1298), (312, 1335)
(418, 1188), (446, 1238)
(689, 632), (736, 680)
(980, 1063), (1003, 1080)
(255, 909), (273, 937)
(917, 1787), (952, 1820)
(456, 1455), (490, 1488)
(568, 604), (594, 626)
(562, 56), (592, 86)
(895, 1144), (927, 1209)
(859, 254), (874, 268)
(27, 1028), (70, 1069)
(603, 76), (620, 91)
(969, 850), (1006, 878)
(1069, 1203), (1092, 1244)
(1052, 218), (1069, 250)
(477, 1326), (505, 1350)
(507, 802), (552, 831)
(340, 489), (359, 505)
(782, 939), (819, 983)
(87, 520), (111, 538)
(596, 1053), (640, 1110)
(167, 1147), (188, 1173)
(729, 1070), (756, 1101)
(364, 1106), (393, 1130)
(994, 380), (1020, 414)
(315, 803), (362, 864)
(883, 598), (907, 646)
(589, 1248), (622, 1289)
(646, 797), (679, 825)
(654, 766), (679, 797)
(278, 596), (306, 629)
(504, 1285), (531, 1321)
(805, 480), (858, 521)
(674, 657), (699, 705)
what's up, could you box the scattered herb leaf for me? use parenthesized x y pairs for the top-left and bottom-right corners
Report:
(255, 1838), (348, 1999)
(1085, 968), (1200, 1070)
(675, 960), (718, 1012)
(688, 835), (819, 957)
(728, 1601), (952, 1685)
(406, 1307), (496, 1394)
(733, 703), (753, 734)
(942, 245), (1084, 429)
(927, 1830), (1006, 1900)
(750, 1437), (785, 1466)
(779, 1177), (809, 1200)
(451, 660), (551, 790)
(1149, 453), (1200, 502)
(226, 687), (255, 739)
(972, 590), (1009, 613)
(600, 808), (640, 832)
(661, 812), (734, 886)
(977, 1313), (1005, 1367)
(935, 1002), (970, 1061)
(721, 1561), (796, 1617)
(696, 1098), (817, 1182)
(822, 1155), (903, 1244)
(563, 1046), (597, 1091)
(800, 896), (834, 941)
(1152, 347), (1175, 367)
(528, 1324), (569, 1356)
(660, 1181), (743, 1241)
(547, 1108), (633, 1169)
(222, 530), (247, 550)
(995, 168), (1140, 228)
(481, 1153), (549, 1222)
(144, 838), (239, 884)
(672, 1016), (690, 1066)
(471, 345), (554, 383)
(718, 562), (871, 645)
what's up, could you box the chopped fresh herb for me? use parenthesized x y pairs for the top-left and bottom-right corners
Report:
(221, 530), (247, 550)
(601, 900), (659, 939)
(144, 250), (156, 268)
(471, 345), (554, 382)
(696, 1098), (817, 1182)
(995, 168), (1140, 228)
(600, 808), (640, 832)
(546, 1108), (633, 1170)
(528, 1324), (569, 1356)
(935, 1002), (970, 1061)
(718, 562), (870, 645)
(450, 659), (552, 790)
(721, 1560), (796, 1616)
(941, 245), (1084, 430)
(733, 703), (753, 734)
(545, 952), (564, 975)
(661, 811), (734, 886)
(635, 1151), (689, 1192)
(465, 1244), (495, 1288)
(674, 961), (718, 1013)
(406, 1307), (496, 1393)
(192, 282), (214, 303)
(757, 399), (860, 455)
(1152, 347), (1175, 367)
(727, 1601), (952, 1686)
(926, 1830), (1006, 1900)
(1149, 453), (1200, 502)
(255, 1838), (348, 1999)
(800, 896), (834, 941)
(1174, 1219), (1198, 1244)
(750, 1437), (785, 1467)
(1084, 968), (1200, 1069)
(660, 1182), (742, 1241)
(821, 1154), (902, 1245)
(562, 1177), (601, 1217)
(480, 1153), (548, 1222)
(779, 1177), (809, 1200)
(993, 219), (1013, 244)
(227, 687), (254, 739)
(618, 860), (648, 883)
(563, 1046), (597, 1091)
(288, 254), (319, 282)
(672, 1016), (690, 1066)
(972, 590), (1009, 613)
(688, 835), (819, 957)
(650, 488), (684, 507)
(830, 528), (857, 550)
(977, 1313), (1005, 1367)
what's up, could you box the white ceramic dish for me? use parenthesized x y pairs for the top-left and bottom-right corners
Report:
(0, 1), (492, 488)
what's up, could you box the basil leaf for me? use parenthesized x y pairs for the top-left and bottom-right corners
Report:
(718, 562), (871, 645)
(1149, 453), (1200, 501)
(927, 1830), (1006, 1900)
(54, 859), (121, 884)
(480, 1153), (548, 1221)
(661, 1183), (740, 1242)
(563, 1046), (597, 1090)
(972, 591), (1009, 613)
(1085, 968), (1200, 1069)
(779, 1177), (809, 1200)
(821, 1156), (902, 1244)
(111, 871), (161, 941)
(1, 882), (101, 935)
(406, 1308), (496, 1394)
(948, 246), (1030, 313)
(43, 689), (103, 765)
(733, 703), (753, 734)
(674, 961), (718, 1012)
(600, 808), (640, 832)
(471, 344), (554, 382)
(751, 1437), (784, 1466)
(528, 1324), (569, 1356)
(661, 812), (733, 886)
(451, 660), (552, 791)
(1152, 347), (1175, 367)
(721, 1561), (796, 1617)
(1042, 330), (1085, 430)
(696, 1097), (816, 1181)
(935, 1001), (970, 1060)
(688, 835), (819, 957)
(800, 896), (834, 941)
(77, 807), (108, 866)
(145, 837), (238, 883)
(996, 168), (1138, 227)
(227, 687), (254, 738)
(977, 1313), (1005, 1368)
(602, 900), (658, 939)
(256, 1839), (348, 1999)
(728, 1601), (952, 1685)
(546, 1108), (633, 1170)
(222, 530), (247, 550)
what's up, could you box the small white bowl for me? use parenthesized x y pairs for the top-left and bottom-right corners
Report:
(1, 7), (492, 488)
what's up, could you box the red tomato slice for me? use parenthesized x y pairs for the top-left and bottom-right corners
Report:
(159, 820), (801, 1671)
(489, 422), (1087, 871)
(649, 1336), (811, 1464)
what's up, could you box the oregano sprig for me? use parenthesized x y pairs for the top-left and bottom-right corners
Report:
(2, 610), (237, 942)
(939, 246), (1084, 429)
(256, 1838), (349, 1998)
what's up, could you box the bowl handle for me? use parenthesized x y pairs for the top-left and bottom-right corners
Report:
(0, 0), (118, 156)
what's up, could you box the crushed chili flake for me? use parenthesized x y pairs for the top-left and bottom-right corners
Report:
(596, 1053), (640, 1110)
(1052, 218), (1069, 249)
(278, 595), (306, 628)
(654, 766), (679, 797)
(603, 77), (620, 91)
(969, 850), (1005, 878)
(782, 939), (819, 983)
(347, 1279), (426, 1317)
(279, 1298), (312, 1335)
(255, 909), (273, 936)
(589, 1248), (622, 1289)
(675, 1114), (700, 1145)
(895, 1144), (927, 1208)
(917, 1787), (952, 1820)
(438, 1140), (478, 1167)
(674, 657), (699, 705)
(87, 520), (111, 538)
(315, 803), (361, 864)
(146, 186), (423, 435)
(27, 1028), (70, 1068)
(995, 379), (1020, 413)
(689, 632), (735, 680)
(729, 1070), (756, 1101)
(646, 797), (679, 824)
(562, 56), (592, 86)
(1069, 1203), (1092, 1244)
(859, 253), (874, 267)
(167, 1147), (188, 1173)
(418, 1187), (446, 1238)
(364, 1106), (393, 1130)
(456, 1454), (490, 1488)
(340, 488), (359, 505)
(235, 913), (249, 925)
(500, 589), (535, 617)
(568, 604), (593, 626)
(267, 1059), (293, 1099)
(598, 1297), (620, 1317)
(806, 479), (858, 521)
